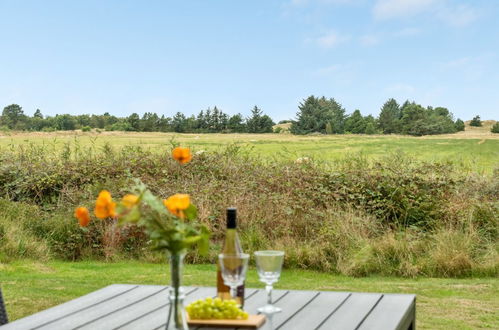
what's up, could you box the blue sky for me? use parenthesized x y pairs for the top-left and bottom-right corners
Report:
(0, 0), (498, 121)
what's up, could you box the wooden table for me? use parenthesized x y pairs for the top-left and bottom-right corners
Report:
(0, 285), (415, 330)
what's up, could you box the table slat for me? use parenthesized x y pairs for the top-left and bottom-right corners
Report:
(37, 285), (165, 329)
(120, 287), (216, 330)
(0, 284), (136, 330)
(267, 290), (319, 329)
(358, 294), (416, 330)
(317, 293), (383, 329)
(278, 291), (351, 330)
(76, 287), (198, 330)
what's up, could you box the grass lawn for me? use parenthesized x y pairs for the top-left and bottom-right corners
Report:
(1, 130), (498, 174)
(0, 260), (497, 329)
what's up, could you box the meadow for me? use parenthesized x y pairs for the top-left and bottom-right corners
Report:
(1, 124), (498, 174)
(0, 128), (497, 329)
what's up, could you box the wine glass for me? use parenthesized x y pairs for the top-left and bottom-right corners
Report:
(254, 250), (285, 314)
(218, 253), (250, 300)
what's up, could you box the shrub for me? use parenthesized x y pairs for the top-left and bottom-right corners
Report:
(0, 145), (497, 277)
(491, 122), (499, 133)
(81, 126), (92, 132)
(455, 119), (465, 131)
(470, 115), (482, 127)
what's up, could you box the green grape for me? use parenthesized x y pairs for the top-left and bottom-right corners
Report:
(186, 297), (249, 320)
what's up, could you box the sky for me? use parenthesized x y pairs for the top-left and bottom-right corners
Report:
(0, 0), (498, 121)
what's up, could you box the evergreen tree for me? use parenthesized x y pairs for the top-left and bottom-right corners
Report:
(246, 106), (274, 133)
(365, 122), (376, 134)
(344, 109), (366, 134)
(470, 115), (482, 127)
(171, 112), (187, 132)
(378, 98), (400, 134)
(364, 115), (378, 134)
(290, 96), (345, 134)
(33, 109), (43, 119)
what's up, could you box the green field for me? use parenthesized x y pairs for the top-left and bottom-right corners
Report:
(1, 261), (497, 329)
(1, 130), (498, 173)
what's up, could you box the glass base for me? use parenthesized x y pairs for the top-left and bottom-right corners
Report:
(257, 304), (282, 315)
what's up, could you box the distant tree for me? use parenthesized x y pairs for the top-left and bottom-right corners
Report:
(470, 115), (482, 127)
(140, 112), (159, 132)
(278, 120), (292, 124)
(1, 104), (27, 129)
(228, 113), (245, 132)
(76, 114), (92, 127)
(33, 109), (43, 119)
(344, 109), (366, 134)
(454, 119), (465, 132)
(127, 113), (141, 131)
(246, 106), (274, 133)
(157, 115), (171, 132)
(54, 114), (77, 130)
(364, 115), (378, 134)
(365, 122), (377, 135)
(327, 98), (346, 134)
(491, 122), (499, 133)
(171, 112), (187, 132)
(399, 102), (427, 136)
(291, 96), (345, 134)
(378, 98), (400, 134)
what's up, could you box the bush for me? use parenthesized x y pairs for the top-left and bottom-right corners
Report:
(455, 119), (465, 132)
(0, 145), (497, 277)
(81, 126), (92, 132)
(470, 115), (482, 127)
(491, 122), (499, 133)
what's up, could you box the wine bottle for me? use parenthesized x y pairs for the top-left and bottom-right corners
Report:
(217, 207), (245, 306)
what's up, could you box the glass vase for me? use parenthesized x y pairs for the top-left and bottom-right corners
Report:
(166, 251), (188, 330)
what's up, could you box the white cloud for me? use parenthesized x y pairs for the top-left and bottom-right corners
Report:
(373, 0), (439, 20)
(315, 31), (350, 48)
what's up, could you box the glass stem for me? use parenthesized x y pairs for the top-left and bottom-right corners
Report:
(231, 286), (238, 300)
(266, 284), (273, 305)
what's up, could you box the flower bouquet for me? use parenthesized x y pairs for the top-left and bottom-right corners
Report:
(75, 147), (209, 330)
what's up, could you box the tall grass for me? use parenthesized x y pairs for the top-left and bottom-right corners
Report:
(0, 142), (497, 277)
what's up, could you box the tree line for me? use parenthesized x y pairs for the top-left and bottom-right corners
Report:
(1, 97), (494, 135)
(291, 96), (468, 136)
(0, 104), (274, 133)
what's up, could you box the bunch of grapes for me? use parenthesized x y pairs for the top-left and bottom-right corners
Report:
(186, 297), (249, 320)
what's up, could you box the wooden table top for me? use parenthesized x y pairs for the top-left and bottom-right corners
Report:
(0, 284), (416, 330)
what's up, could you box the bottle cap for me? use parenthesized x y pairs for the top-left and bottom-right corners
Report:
(227, 207), (237, 229)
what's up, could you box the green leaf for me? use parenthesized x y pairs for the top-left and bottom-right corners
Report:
(184, 204), (198, 221)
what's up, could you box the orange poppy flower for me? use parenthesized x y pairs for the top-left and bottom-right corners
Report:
(121, 194), (139, 209)
(163, 194), (190, 218)
(74, 207), (91, 227)
(172, 147), (192, 164)
(94, 190), (116, 219)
